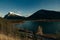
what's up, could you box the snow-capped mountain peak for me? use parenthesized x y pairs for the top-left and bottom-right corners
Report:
(4, 12), (26, 20)
(8, 12), (22, 16)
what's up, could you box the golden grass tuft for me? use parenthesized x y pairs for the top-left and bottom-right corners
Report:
(0, 33), (21, 40)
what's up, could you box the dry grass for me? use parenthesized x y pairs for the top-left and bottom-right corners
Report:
(0, 33), (21, 40)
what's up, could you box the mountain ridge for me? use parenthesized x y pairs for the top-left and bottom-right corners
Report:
(4, 12), (26, 20)
(27, 9), (60, 20)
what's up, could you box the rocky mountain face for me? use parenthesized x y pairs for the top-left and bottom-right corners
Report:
(27, 9), (60, 20)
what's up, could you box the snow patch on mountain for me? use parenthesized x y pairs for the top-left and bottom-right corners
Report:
(8, 12), (22, 16)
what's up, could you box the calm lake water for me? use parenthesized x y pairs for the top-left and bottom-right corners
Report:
(15, 21), (60, 34)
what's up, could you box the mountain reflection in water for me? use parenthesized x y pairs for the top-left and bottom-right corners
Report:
(15, 21), (60, 34)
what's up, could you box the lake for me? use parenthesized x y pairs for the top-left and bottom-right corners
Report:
(15, 21), (60, 34)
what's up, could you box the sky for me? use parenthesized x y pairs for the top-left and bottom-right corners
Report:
(0, 0), (60, 17)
